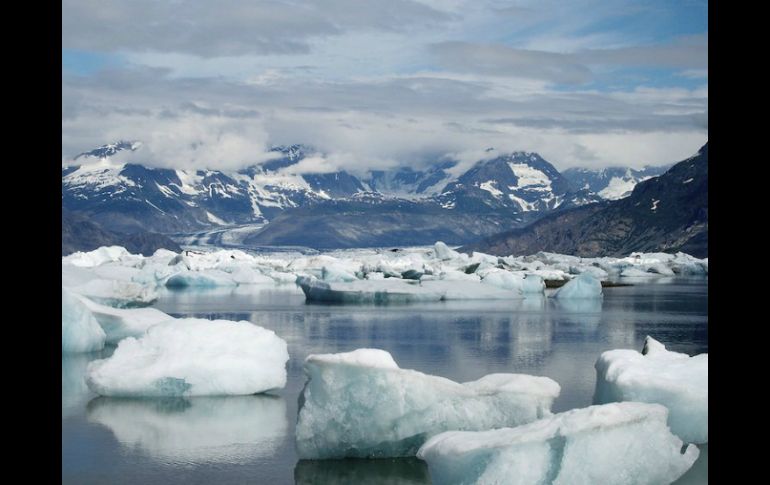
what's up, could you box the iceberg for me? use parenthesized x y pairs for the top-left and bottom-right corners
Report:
(594, 336), (708, 444)
(433, 241), (462, 261)
(417, 402), (698, 485)
(86, 319), (289, 397)
(420, 280), (523, 300)
(620, 267), (659, 278)
(87, 395), (287, 462)
(62, 288), (106, 353)
(552, 273), (603, 299)
(479, 269), (545, 295)
(228, 266), (276, 285)
(297, 276), (444, 304)
(165, 269), (238, 288)
(295, 349), (560, 459)
(65, 278), (158, 307)
(77, 295), (173, 344)
(62, 246), (136, 267)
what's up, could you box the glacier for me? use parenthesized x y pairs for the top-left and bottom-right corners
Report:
(86, 318), (289, 397)
(62, 288), (106, 353)
(295, 349), (560, 459)
(417, 402), (698, 485)
(594, 336), (708, 444)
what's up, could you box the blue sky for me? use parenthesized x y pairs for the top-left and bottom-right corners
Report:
(62, 0), (707, 172)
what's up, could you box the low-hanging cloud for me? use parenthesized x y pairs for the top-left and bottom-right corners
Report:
(62, 0), (708, 172)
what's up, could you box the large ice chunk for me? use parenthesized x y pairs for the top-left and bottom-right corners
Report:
(86, 319), (288, 397)
(77, 295), (173, 344)
(417, 402), (698, 485)
(594, 336), (708, 444)
(62, 288), (106, 353)
(552, 273), (603, 299)
(295, 348), (560, 459)
(297, 276), (444, 304)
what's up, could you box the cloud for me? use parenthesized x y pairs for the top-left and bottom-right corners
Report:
(430, 42), (593, 84)
(63, 0), (450, 57)
(62, 65), (707, 172)
(62, 0), (708, 173)
(430, 34), (707, 84)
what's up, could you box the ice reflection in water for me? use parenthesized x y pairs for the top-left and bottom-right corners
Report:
(87, 395), (288, 464)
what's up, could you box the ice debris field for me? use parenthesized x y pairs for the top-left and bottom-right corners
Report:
(62, 243), (707, 483)
(62, 242), (707, 310)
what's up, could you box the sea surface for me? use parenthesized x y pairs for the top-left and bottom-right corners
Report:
(62, 278), (708, 484)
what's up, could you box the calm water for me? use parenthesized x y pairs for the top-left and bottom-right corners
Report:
(62, 278), (708, 484)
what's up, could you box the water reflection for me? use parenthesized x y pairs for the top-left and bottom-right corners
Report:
(86, 395), (288, 464)
(295, 458), (430, 485)
(552, 298), (603, 329)
(62, 349), (113, 418)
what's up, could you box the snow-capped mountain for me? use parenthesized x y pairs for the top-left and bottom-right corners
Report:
(436, 152), (601, 212)
(63, 142), (613, 246)
(466, 144), (708, 257)
(62, 144), (370, 233)
(364, 160), (457, 197)
(562, 165), (671, 201)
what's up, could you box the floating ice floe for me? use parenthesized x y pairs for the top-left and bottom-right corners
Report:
(417, 402), (698, 485)
(295, 348), (560, 459)
(594, 336), (708, 444)
(77, 295), (173, 344)
(552, 273), (603, 299)
(297, 276), (444, 304)
(62, 288), (106, 353)
(86, 319), (289, 397)
(87, 395), (287, 462)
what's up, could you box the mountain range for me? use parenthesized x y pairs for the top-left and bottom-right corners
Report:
(463, 143), (708, 257)
(61, 141), (693, 253)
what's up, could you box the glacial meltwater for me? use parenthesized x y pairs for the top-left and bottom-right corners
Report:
(62, 278), (707, 484)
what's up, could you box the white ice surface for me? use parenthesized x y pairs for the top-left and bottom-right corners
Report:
(417, 402), (699, 485)
(594, 336), (708, 444)
(77, 295), (174, 344)
(295, 348), (560, 459)
(86, 319), (289, 397)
